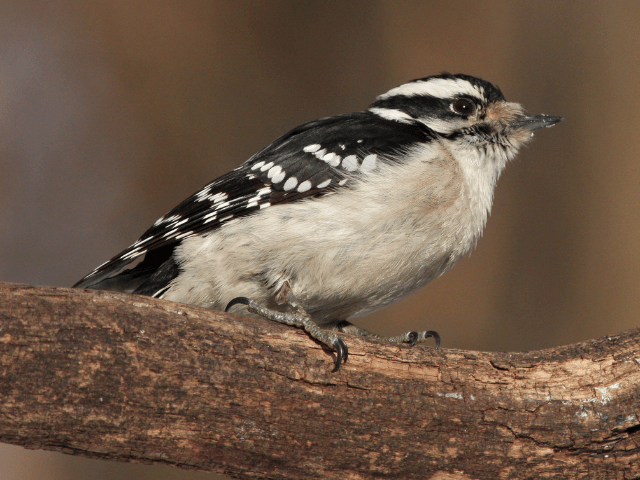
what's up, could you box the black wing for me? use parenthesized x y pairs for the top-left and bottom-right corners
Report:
(74, 111), (433, 292)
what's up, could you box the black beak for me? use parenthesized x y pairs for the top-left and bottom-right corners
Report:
(512, 114), (563, 132)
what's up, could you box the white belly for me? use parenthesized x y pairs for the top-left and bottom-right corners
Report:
(164, 148), (493, 325)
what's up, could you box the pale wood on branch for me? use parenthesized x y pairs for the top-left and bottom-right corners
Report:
(0, 282), (639, 479)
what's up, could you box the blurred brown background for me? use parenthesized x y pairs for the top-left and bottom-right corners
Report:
(1, 1), (639, 479)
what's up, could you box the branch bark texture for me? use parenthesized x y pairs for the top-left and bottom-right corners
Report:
(0, 282), (639, 479)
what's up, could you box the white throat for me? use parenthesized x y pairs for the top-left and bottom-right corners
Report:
(449, 140), (510, 225)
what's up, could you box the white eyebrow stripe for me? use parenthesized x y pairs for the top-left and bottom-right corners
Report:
(377, 78), (483, 101)
(368, 107), (413, 123)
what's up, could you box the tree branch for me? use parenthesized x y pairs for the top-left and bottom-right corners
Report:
(0, 282), (639, 479)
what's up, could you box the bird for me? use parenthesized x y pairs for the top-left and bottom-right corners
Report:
(74, 73), (562, 372)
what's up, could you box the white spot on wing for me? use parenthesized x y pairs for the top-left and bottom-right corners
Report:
(317, 179), (331, 188)
(132, 236), (152, 247)
(260, 162), (274, 172)
(210, 193), (228, 204)
(272, 171), (286, 183)
(251, 161), (265, 171)
(323, 152), (341, 167)
(361, 154), (378, 171)
(203, 212), (218, 223)
(313, 149), (327, 159)
(162, 215), (181, 224)
(171, 218), (188, 227)
(303, 144), (321, 153)
(195, 186), (211, 200)
(339, 179), (348, 186)
(267, 165), (282, 179)
(297, 180), (312, 193)
(163, 228), (179, 238)
(246, 186), (272, 205)
(342, 155), (359, 171)
(283, 177), (298, 191)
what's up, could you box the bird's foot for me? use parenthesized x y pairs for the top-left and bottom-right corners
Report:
(335, 320), (440, 349)
(385, 330), (440, 348)
(225, 296), (348, 372)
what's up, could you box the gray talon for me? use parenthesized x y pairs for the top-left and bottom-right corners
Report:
(426, 330), (440, 349)
(332, 337), (348, 372)
(225, 296), (251, 312)
(338, 337), (348, 364)
(425, 330), (440, 350)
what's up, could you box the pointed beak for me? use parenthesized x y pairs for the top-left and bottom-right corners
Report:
(512, 114), (563, 132)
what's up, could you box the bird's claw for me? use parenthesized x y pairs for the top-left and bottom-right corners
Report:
(226, 295), (347, 373)
(332, 336), (349, 372)
(225, 296), (251, 312)
(405, 330), (440, 349)
(426, 330), (440, 349)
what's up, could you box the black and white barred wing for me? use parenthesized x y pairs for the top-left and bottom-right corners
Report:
(74, 111), (430, 292)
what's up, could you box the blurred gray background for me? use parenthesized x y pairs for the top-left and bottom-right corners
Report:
(1, 1), (640, 479)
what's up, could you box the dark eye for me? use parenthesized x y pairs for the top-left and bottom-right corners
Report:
(452, 98), (476, 116)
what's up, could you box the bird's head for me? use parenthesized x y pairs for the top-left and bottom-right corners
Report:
(369, 73), (562, 162)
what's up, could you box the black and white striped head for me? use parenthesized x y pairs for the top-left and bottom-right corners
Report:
(369, 73), (562, 161)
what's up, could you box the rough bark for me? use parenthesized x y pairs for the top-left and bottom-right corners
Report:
(0, 282), (639, 479)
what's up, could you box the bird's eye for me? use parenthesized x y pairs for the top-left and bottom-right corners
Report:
(452, 98), (476, 116)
